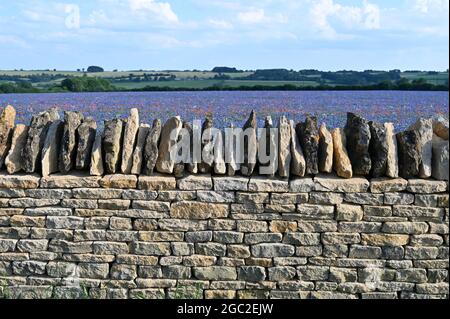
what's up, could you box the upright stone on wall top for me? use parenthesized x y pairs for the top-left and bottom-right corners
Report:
(318, 123), (333, 174)
(143, 119), (162, 175)
(278, 116), (291, 178)
(241, 110), (257, 176)
(369, 121), (388, 178)
(5, 124), (28, 174)
(156, 116), (182, 174)
(297, 115), (319, 175)
(385, 123), (399, 178)
(59, 111), (84, 173)
(76, 117), (97, 170)
(332, 128), (352, 179)
(90, 130), (104, 176)
(396, 130), (421, 178)
(131, 124), (150, 175)
(345, 112), (371, 176)
(0, 105), (16, 168)
(41, 120), (64, 177)
(22, 108), (60, 173)
(121, 108), (140, 174)
(409, 118), (433, 178)
(103, 119), (123, 174)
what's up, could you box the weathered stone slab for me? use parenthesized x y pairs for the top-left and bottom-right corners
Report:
(143, 119), (162, 175)
(138, 175), (177, 190)
(0, 105), (16, 168)
(41, 120), (63, 177)
(314, 174), (370, 193)
(370, 178), (408, 193)
(345, 113), (371, 176)
(290, 120), (306, 177)
(248, 177), (289, 193)
(100, 174), (137, 189)
(431, 135), (449, 181)
(103, 119), (123, 174)
(241, 110), (257, 176)
(226, 124), (240, 176)
(213, 129), (226, 175)
(0, 172), (40, 189)
(332, 128), (352, 179)
(214, 176), (249, 191)
(177, 175), (212, 190)
(40, 172), (100, 188)
(59, 111), (84, 173)
(198, 116), (214, 174)
(5, 124), (28, 174)
(407, 179), (448, 194)
(432, 115), (449, 140)
(182, 121), (198, 175)
(289, 178), (315, 192)
(409, 118), (433, 178)
(319, 123), (333, 174)
(369, 121), (388, 178)
(90, 130), (104, 176)
(278, 116), (291, 178)
(397, 130), (421, 178)
(22, 108), (60, 173)
(130, 124), (150, 175)
(121, 108), (140, 174)
(258, 116), (277, 177)
(297, 116), (319, 175)
(156, 116), (182, 174)
(76, 117), (97, 170)
(385, 123), (399, 178)
(170, 202), (229, 219)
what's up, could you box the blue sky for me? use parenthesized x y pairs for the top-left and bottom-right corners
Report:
(0, 0), (448, 71)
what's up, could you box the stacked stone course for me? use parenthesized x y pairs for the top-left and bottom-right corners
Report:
(0, 105), (448, 299)
(0, 173), (448, 299)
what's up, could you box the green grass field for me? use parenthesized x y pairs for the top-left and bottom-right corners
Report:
(1, 69), (448, 91)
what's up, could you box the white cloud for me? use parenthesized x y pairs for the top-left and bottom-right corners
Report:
(208, 18), (233, 29)
(129, 0), (179, 23)
(310, 0), (380, 38)
(414, 0), (449, 13)
(0, 35), (30, 48)
(237, 8), (265, 24)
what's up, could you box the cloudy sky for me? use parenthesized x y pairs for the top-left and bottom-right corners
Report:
(0, 0), (448, 71)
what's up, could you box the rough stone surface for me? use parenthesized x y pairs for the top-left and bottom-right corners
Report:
(76, 118), (97, 170)
(258, 116), (277, 177)
(121, 108), (140, 174)
(90, 130), (104, 176)
(369, 121), (388, 178)
(385, 123), (399, 178)
(41, 120), (64, 177)
(198, 116), (214, 174)
(0, 105), (16, 168)
(345, 113), (371, 176)
(143, 119), (162, 175)
(226, 124), (240, 176)
(332, 128), (352, 179)
(130, 124), (151, 175)
(5, 124), (29, 174)
(409, 118), (433, 178)
(183, 121), (198, 175)
(431, 135), (449, 181)
(278, 116), (291, 178)
(296, 116), (319, 175)
(319, 123), (333, 174)
(397, 130), (421, 178)
(59, 111), (84, 173)
(432, 115), (449, 140)
(22, 108), (60, 173)
(290, 120), (306, 177)
(103, 119), (123, 174)
(156, 117), (182, 174)
(241, 110), (257, 176)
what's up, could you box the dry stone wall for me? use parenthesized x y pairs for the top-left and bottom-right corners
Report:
(0, 173), (448, 299)
(0, 105), (449, 299)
